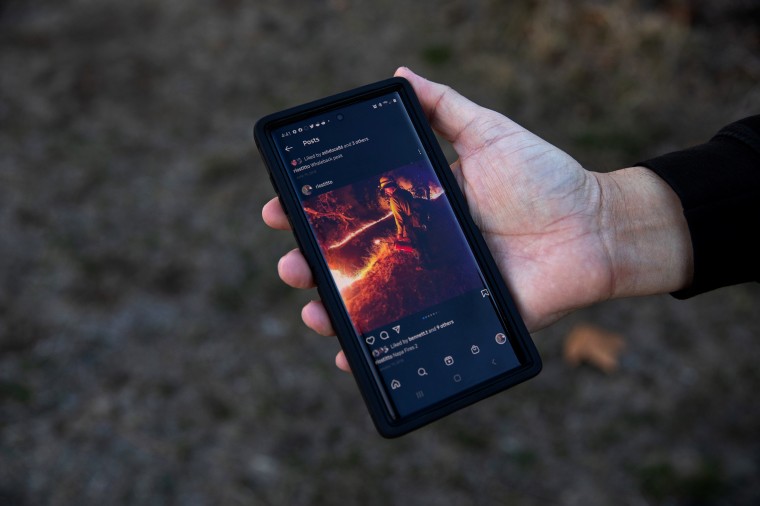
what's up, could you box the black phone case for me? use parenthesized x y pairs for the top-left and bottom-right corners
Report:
(254, 77), (542, 437)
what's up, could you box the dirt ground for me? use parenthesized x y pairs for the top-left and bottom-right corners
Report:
(2, 1), (760, 505)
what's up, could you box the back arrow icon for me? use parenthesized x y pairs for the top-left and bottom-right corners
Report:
(285, 146), (293, 152)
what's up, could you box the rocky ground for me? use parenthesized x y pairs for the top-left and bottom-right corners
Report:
(1, 1), (760, 505)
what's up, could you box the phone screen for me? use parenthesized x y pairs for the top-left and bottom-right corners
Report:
(269, 91), (523, 419)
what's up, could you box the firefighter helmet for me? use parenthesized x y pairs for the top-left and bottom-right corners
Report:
(379, 176), (397, 189)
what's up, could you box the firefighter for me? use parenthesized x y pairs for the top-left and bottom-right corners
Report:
(379, 176), (419, 241)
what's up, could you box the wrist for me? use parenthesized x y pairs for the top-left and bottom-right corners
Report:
(595, 166), (693, 299)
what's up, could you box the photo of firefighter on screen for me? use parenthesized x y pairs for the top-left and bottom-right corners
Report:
(378, 174), (432, 268)
(302, 161), (483, 334)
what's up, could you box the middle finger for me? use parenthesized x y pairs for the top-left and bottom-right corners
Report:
(277, 248), (316, 289)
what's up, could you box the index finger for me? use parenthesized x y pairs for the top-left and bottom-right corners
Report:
(262, 196), (291, 230)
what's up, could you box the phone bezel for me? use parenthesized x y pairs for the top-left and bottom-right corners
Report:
(254, 77), (542, 437)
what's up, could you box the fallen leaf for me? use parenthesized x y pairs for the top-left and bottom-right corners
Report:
(563, 323), (626, 374)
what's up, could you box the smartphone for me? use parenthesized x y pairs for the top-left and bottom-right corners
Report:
(254, 77), (541, 437)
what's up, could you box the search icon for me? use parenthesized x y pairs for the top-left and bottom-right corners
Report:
(417, 368), (428, 376)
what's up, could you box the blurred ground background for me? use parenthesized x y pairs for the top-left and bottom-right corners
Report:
(1, 0), (760, 505)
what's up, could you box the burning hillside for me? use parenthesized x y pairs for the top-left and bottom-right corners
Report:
(304, 162), (484, 333)
(334, 201), (482, 333)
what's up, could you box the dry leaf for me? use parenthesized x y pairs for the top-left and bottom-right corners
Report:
(563, 323), (626, 374)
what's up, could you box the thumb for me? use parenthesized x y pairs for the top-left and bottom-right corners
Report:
(394, 66), (483, 146)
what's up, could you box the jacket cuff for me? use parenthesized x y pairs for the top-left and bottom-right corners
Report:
(638, 116), (760, 299)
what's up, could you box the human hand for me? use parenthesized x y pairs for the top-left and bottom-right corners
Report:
(262, 67), (691, 372)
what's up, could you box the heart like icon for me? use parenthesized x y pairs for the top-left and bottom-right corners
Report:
(365, 336), (375, 345)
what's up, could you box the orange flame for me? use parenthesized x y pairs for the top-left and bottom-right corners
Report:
(331, 242), (390, 291)
(327, 212), (393, 250)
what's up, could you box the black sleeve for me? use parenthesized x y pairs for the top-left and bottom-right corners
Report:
(638, 115), (760, 299)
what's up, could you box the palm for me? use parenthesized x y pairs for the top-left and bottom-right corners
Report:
(451, 110), (613, 330)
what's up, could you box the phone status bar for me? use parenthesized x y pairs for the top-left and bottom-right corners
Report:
(278, 96), (398, 139)
(371, 97), (398, 109)
(280, 119), (330, 138)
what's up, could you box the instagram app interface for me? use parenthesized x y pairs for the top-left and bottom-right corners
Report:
(273, 92), (521, 418)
